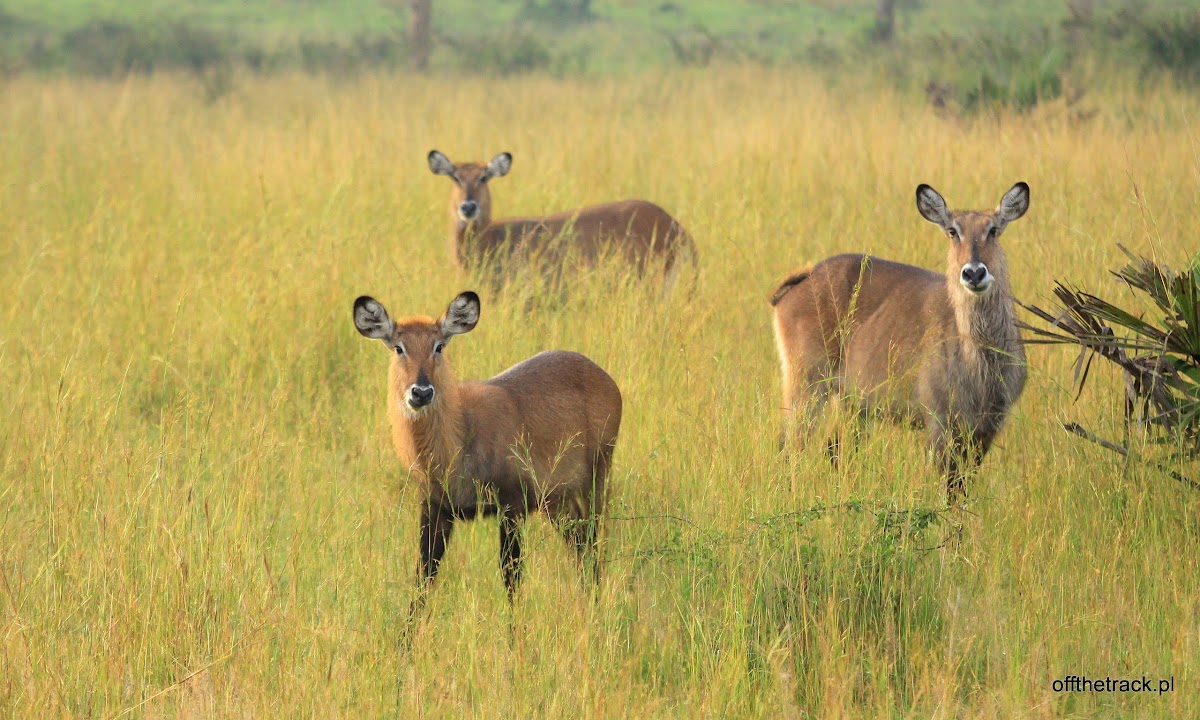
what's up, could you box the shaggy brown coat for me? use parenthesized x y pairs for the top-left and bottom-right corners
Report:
(354, 291), (622, 604)
(769, 183), (1030, 500)
(429, 150), (697, 283)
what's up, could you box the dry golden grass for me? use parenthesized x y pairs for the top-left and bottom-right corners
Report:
(0, 68), (1197, 718)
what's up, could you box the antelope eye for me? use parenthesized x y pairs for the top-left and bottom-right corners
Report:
(394, 344), (405, 356)
(947, 228), (958, 239)
(434, 342), (445, 354)
(987, 226), (997, 239)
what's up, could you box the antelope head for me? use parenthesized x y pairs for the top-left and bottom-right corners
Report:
(916, 182), (1030, 297)
(354, 292), (481, 417)
(428, 150), (512, 226)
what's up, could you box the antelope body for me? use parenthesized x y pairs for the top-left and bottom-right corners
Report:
(353, 291), (621, 603)
(769, 183), (1031, 500)
(428, 150), (697, 283)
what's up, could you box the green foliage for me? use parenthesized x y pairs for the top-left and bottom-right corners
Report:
(19, 20), (231, 76)
(517, 0), (595, 24)
(938, 31), (1069, 114)
(1023, 246), (1200, 477)
(295, 34), (407, 75)
(1, 0), (1200, 107)
(444, 31), (556, 75)
(660, 23), (726, 68)
(1096, 3), (1200, 85)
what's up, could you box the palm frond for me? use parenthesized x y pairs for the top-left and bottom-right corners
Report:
(1019, 247), (1200, 470)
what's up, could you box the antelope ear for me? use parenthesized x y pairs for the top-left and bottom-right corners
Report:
(915, 184), (951, 228)
(483, 152), (512, 179)
(439, 291), (480, 337)
(428, 150), (455, 176)
(997, 181), (1030, 224)
(353, 296), (394, 341)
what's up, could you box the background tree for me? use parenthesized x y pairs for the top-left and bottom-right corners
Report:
(410, 0), (432, 71)
(873, 0), (897, 42)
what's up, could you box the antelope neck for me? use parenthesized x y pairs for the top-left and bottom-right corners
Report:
(948, 276), (1018, 364)
(393, 379), (465, 483)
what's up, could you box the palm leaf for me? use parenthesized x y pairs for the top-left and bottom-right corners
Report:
(1020, 247), (1200, 465)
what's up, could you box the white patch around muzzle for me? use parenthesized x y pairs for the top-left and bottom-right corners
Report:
(959, 262), (994, 294)
(457, 201), (478, 223)
(404, 384), (436, 414)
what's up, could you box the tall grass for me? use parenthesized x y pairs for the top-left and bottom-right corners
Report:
(0, 68), (1197, 717)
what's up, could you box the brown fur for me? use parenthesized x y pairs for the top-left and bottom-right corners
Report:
(430, 151), (697, 284)
(354, 292), (622, 607)
(771, 183), (1030, 501)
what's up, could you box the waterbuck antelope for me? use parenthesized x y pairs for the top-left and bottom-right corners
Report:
(769, 182), (1031, 501)
(428, 150), (697, 284)
(353, 291), (621, 606)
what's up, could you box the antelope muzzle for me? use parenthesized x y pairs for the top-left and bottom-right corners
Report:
(959, 262), (994, 294)
(458, 200), (478, 222)
(406, 383), (435, 410)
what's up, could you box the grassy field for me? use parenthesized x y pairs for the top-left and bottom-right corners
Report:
(1, 68), (1198, 717)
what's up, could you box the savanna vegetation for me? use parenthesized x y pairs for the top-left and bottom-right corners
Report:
(2, 66), (1197, 718)
(4, 0), (1200, 108)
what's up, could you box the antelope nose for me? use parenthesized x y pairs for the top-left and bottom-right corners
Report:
(408, 385), (435, 408)
(961, 264), (988, 288)
(459, 200), (478, 219)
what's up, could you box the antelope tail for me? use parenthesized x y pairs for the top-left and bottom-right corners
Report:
(768, 264), (814, 306)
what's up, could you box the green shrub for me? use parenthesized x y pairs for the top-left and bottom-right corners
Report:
(517, 0), (595, 24)
(921, 28), (1068, 114)
(443, 31), (556, 75)
(1096, 4), (1200, 86)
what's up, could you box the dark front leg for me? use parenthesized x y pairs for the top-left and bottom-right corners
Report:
(825, 432), (842, 469)
(933, 427), (984, 505)
(941, 447), (968, 504)
(498, 512), (524, 602)
(825, 403), (863, 470)
(409, 501), (455, 622)
(561, 514), (601, 590)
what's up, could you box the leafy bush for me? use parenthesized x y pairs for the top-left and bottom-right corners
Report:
(54, 21), (232, 77)
(960, 49), (1064, 114)
(60, 21), (157, 75)
(442, 31), (556, 75)
(517, 0), (595, 24)
(1095, 4), (1200, 86)
(916, 29), (1068, 114)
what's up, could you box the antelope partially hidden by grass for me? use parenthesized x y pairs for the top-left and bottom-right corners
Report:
(770, 183), (1031, 501)
(353, 291), (621, 609)
(428, 150), (697, 284)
